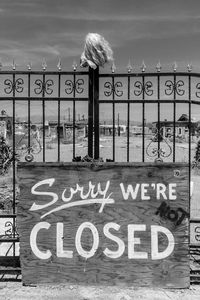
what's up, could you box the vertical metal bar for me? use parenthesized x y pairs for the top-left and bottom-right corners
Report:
(127, 75), (130, 162)
(112, 75), (115, 162)
(173, 74), (176, 162)
(42, 74), (45, 162)
(73, 73), (76, 159)
(27, 73), (31, 152)
(94, 67), (99, 159)
(142, 75), (145, 162)
(157, 75), (160, 160)
(12, 73), (16, 256)
(57, 74), (61, 162)
(188, 74), (191, 223)
(188, 75), (191, 166)
(88, 67), (94, 158)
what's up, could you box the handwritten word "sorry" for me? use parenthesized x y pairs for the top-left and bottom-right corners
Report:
(30, 179), (114, 218)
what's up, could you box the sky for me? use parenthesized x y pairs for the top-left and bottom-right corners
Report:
(0, 0), (200, 71)
(1, 0), (200, 122)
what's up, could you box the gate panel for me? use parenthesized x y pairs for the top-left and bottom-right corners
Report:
(0, 68), (92, 280)
(95, 71), (194, 164)
(1, 66), (200, 283)
(94, 70), (200, 283)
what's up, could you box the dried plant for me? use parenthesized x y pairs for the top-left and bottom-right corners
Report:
(192, 140), (200, 169)
(0, 136), (18, 175)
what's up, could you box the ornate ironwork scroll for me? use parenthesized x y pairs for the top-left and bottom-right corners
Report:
(4, 221), (19, 237)
(4, 78), (24, 94)
(15, 130), (42, 162)
(196, 83), (200, 98)
(146, 128), (172, 160)
(34, 79), (54, 95)
(65, 78), (84, 95)
(134, 80), (153, 97)
(165, 80), (185, 96)
(104, 81), (123, 97)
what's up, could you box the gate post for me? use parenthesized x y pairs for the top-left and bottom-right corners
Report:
(93, 67), (99, 159)
(88, 66), (99, 159)
(88, 67), (94, 158)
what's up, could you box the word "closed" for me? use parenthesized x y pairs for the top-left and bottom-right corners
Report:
(30, 221), (175, 261)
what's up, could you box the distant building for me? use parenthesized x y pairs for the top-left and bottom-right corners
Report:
(48, 120), (87, 140)
(99, 124), (151, 136)
(130, 125), (150, 135)
(0, 110), (13, 138)
(152, 114), (198, 140)
(99, 124), (126, 136)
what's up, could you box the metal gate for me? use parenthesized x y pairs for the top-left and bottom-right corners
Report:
(0, 65), (94, 280)
(0, 63), (200, 282)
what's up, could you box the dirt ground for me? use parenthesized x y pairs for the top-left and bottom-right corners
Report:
(0, 282), (200, 300)
(28, 136), (195, 163)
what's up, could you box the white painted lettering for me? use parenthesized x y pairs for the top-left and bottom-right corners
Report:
(60, 181), (113, 215)
(141, 184), (150, 200)
(120, 183), (140, 200)
(128, 224), (148, 259)
(151, 225), (174, 259)
(56, 222), (73, 258)
(103, 222), (125, 258)
(169, 183), (177, 200)
(156, 183), (167, 200)
(75, 222), (99, 259)
(29, 222), (176, 261)
(30, 179), (58, 211)
(30, 222), (52, 260)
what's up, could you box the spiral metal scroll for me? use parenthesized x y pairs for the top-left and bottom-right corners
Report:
(4, 78), (24, 94)
(104, 81), (123, 97)
(146, 128), (172, 160)
(196, 83), (200, 98)
(4, 221), (19, 237)
(15, 130), (42, 162)
(134, 80), (153, 97)
(65, 78), (84, 95)
(18, 140), (42, 162)
(34, 79), (54, 95)
(165, 80), (185, 96)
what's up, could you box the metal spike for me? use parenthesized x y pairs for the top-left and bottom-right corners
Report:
(187, 63), (192, 72)
(42, 59), (47, 71)
(27, 62), (32, 71)
(12, 59), (16, 70)
(173, 61), (177, 72)
(111, 61), (116, 73)
(57, 58), (62, 71)
(127, 59), (133, 73)
(141, 60), (146, 72)
(72, 60), (77, 71)
(156, 61), (162, 72)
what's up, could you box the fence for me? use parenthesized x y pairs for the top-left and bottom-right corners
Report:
(0, 63), (200, 282)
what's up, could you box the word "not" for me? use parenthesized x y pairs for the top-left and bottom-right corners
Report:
(155, 201), (189, 226)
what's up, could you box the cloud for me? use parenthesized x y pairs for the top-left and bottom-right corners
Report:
(0, 0), (200, 69)
(38, 12), (200, 23)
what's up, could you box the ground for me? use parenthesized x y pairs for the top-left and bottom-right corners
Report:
(0, 283), (200, 300)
